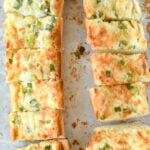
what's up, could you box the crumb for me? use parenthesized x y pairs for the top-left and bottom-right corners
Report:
(73, 45), (86, 59)
(69, 94), (74, 101)
(72, 122), (77, 128)
(72, 140), (80, 145)
(77, 118), (80, 122)
(81, 121), (88, 126)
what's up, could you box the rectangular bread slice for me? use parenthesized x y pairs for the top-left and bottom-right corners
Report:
(83, 0), (142, 21)
(89, 83), (149, 122)
(85, 20), (147, 53)
(9, 110), (64, 141)
(10, 80), (64, 112)
(6, 49), (61, 82)
(17, 139), (70, 150)
(4, 13), (62, 50)
(4, 0), (64, 17)
(86, 123), (150, 150)
(91, 53), (150, 85)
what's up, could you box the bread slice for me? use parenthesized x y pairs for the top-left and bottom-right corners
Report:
(10, 80), (64, 112)
(4, 0), (64, 17)
(4, 13), (62, 50)
(85, 20), (147, 53)
(6, 49), (61, 82)
(17, 139), (70, 150)
(9, 110), (64, 141)
(91, 53), (150, 85)
(89, 83), (149, 122)
(83, 0), (142, 21)
(86, 122), (150, 150)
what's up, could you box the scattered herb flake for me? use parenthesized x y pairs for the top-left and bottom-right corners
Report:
(114, 106), (121, 112)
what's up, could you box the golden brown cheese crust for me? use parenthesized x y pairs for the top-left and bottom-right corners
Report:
(9, 110), (64, 141)
(91, 53), (150, 85)
(87, 123), (150, 150)
(85, 20), (147, 52)
(89, 83), (149, 122)
(4, 0), (64, 17)
(83, 0), (142, 21)
(4, 13), (62, 50)
(6, 49), (61, 82)
(17, 139), (70, 150)
(10, 80), (64, 112)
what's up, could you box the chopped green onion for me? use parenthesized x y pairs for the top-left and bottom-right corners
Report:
(106, 70), (111, 77)
(12, 117), (20, 125)
(45, 24), (53, 31)
(127, 72), (133, 82)
(99, 143), (111, 150)
(118, 22), (127, 29)
(100, 115), (106, 120)
(40, 5), (50, 15)
(13, 0), (22, 9)
(118, 59), (125, 66)
(97, 0), (104, 3)
(28, 0), (32, 4)
(49, 64), (55, 72)
(114, 106), (121, 112)
(126, 84), (139, 94)
(30, 99), (40, 111)
(45, 145), (52, 150)
(9, 59), (13, 64)
(27, 83), (32, 88)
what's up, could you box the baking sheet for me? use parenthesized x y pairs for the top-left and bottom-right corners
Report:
(0, 0), (150, 149)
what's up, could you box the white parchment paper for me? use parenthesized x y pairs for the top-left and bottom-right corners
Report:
(0, 0), (150, 150)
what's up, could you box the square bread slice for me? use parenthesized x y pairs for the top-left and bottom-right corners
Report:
(4, 0), (64, 17)
(83, 0), (142, 21)
(17, 139), (70, 150)
(6, 49), (61, 82)
(91, 53), (150, 85)
(89, 83), (149, 122)
(4, 13), (62, 50)
(10, 80), (64, 112)
(86, 123), (150, 150)
(85, 20), (147, 53)
(9, 110), (64, 141)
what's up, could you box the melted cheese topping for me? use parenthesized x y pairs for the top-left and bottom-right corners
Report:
(91, 53), (150, 85)
(10, 80), (64, 112)
(89, 83), (149, 121)
(9, 110), (64, 141)
(17, 139), (70, 150)
(6, 49), (61, 82)
(87, 123), (150, 150)
(83, 0), (142, 21)
(85, 20), (147, 52)
(4, 13), (62, 50)
(4, 0), (64, 17)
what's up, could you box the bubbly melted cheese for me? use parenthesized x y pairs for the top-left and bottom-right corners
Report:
(4, 13), (62, 50)
(89, 83), (149, 121)
(85, 20), (147, 52)
(10, 80), (64, 111)
(4, 0), (64, 17)
(9, 110), (64, 141)
(91, 53), (150, 85)
(86, 123), (150, 150)
(6, 49), (61, 82)
(83, 0), (142, 21)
